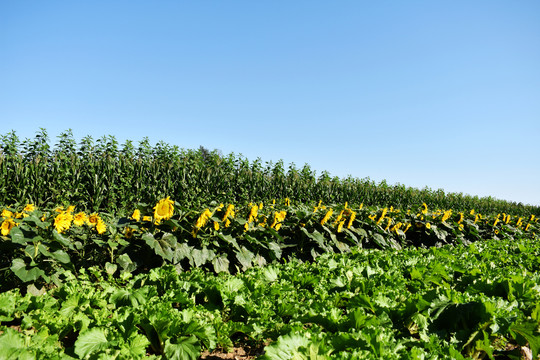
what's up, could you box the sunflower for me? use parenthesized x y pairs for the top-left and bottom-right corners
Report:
(195, 209), (212, 229)
(131, 209), (141, 222)
(384, 218), (392, 231)
(1, 218), (16, 236)
(337, 219), (346, 233)
(23, 204), (36, 212)
(313, 200), (323, 213)
(247, 205), (258, 224)
(320, 209), (333, 226)
(73, 212), (87, 226)
(333, 210), (344, 226)
(153, 197), (174, 222)
(54, 212), (73, 233)
(87, 213), (100, 227)
(271, 211), (287, 230)
(125, 227), (135, 239)
(376, 208), (388, 225)
(96, 219), (107, 234)
(222, 204), (235, 226)
(441, 210), (452, 223)
(347, 211), (356, 229)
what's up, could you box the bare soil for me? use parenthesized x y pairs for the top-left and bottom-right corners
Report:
(199, 345), (265, 359)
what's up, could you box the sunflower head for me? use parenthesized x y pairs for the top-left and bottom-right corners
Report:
(73, 212), (87, 226)
(131, 209), (141, 222)
(87, 213), (100, 226)
(96, 219), (107, 234)
(125, 227), (135, 239)
(1, 219), (16, 236)
(154, 197), (174, 221)
(54, 212), (73, 233)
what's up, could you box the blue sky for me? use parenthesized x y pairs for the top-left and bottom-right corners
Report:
(1, 1), (539, 206)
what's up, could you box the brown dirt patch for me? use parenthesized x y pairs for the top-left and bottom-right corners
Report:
(200, 344), (266, 359)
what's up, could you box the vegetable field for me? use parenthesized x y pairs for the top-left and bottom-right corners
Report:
(1, 130), (540, 359)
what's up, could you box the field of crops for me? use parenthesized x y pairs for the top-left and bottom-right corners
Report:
(1, 130), (540, 359)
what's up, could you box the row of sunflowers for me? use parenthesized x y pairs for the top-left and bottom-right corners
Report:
(1, 197), (538, 290)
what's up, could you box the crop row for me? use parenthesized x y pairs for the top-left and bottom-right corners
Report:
(1, 129), (538, 215)
(1, 197), (537, 291)
(1, 235), (540, 359)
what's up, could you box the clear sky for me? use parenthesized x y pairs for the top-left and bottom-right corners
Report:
(1, 1), (539, 206)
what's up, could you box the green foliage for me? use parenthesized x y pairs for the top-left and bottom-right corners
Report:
(1, 200), (538, 292)
(1, 128), (540, 358)
(1, 237), (540, 358)
(1, 129), (537, 215)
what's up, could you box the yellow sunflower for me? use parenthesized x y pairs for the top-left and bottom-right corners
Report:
(1, 218), (16, 236)
(73, 212), (87, 226)
(125, 227), (135, 239)
(1, 209), (13, 218)
(96, 219), (107, 234)
(54, 212), (73, 233)
(153, 197), (174, 222)
(131, 209), (141, 222)
(87, 213), (100, 227)
(320, 209), (333, 226)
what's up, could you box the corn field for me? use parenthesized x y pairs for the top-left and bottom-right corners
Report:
(1, 129), (538, 216)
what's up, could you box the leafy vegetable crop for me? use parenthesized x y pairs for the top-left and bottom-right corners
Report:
(1, 236), (540, 359)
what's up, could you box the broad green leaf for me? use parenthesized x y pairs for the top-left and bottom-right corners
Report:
(510, 320), (540, 359)
(474, 331), (495, 360)
(125, 333), (150, 358)
(260, 333), (310, 360)
(0, 292), (17, 322)
(52, 230), (72, 248)
(26, 283), (46, 296)
(301, 228), (330, 252)
(235, 246), (254, 270)
(371, 233), (388, 248)
(110, 288), (147, 308)
(49, 249), (70, 264)
(221, 278), (244, 299)
(116, 253), (137, 273)
(74, 327), (109, 358)
(212, 255), (230, 274)
(174, 243), (194, 264)
(23, 215), (47, 229)
(268, 241), (283, 259)
(143, 232), (175, 261)
(262, 266), (279, 283)
(0, 328), (34, 360)
(9, 226), (27, 245)
(191, 247), (215, 267)
(217, 233), (240, 251)
(10, 258), (45, 282)
(105, 262), (117, 275)
(163, 336), (200, 360)
(183, 320), (217, 349)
